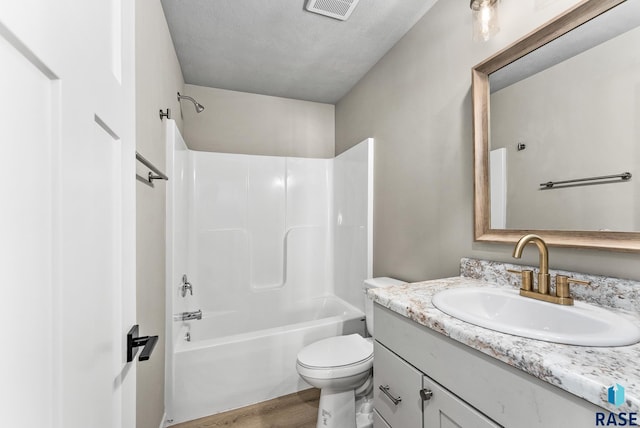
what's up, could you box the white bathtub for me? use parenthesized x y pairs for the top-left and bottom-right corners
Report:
(168, 295), (365, 425)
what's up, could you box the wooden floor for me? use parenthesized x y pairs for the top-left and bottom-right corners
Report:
(170, 388), (320, 428)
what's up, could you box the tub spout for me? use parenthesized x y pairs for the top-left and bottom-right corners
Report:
(174, 310), (202, 321)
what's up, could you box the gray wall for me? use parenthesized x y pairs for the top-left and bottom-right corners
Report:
(135, 1), (185, 427)
(182, 84), (335, 158)
(335, 0), (640, 283)
(491, 25), (640, 231)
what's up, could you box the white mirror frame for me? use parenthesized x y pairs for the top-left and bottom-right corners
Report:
(472, 0), (640, 252)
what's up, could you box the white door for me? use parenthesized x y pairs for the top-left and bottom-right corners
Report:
(0, 1), (136, 427)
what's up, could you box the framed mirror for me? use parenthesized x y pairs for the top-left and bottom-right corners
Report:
(472, 0), (640, 252)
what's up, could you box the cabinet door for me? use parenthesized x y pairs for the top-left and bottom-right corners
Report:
(423, 376), (501, 428)
(374, 341), (423, 427)
(373, 410), (392, 428)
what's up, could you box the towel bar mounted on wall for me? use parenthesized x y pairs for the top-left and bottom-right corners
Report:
(136, 151), (169, 187)
(540, 172), (632, 190)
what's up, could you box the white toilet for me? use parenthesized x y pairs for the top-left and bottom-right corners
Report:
(296, 277), (406, 428)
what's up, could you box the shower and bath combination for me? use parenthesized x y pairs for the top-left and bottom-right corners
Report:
(165, 119), (375, 424)
(177, 92), (205, 113)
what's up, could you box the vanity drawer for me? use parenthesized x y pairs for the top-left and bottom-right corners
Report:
(374, 340), (423, 428)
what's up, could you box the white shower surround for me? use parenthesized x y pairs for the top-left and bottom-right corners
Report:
(165, 120), (373, 424)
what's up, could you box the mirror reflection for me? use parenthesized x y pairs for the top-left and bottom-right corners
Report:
(487, 0), (640, 232)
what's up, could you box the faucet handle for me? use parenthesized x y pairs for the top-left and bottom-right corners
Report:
(507, 268), (534, 291)
(181, 274), (193, 297)
(555, 275), (590, 298)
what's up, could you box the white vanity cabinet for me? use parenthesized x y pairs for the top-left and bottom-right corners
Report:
(374, 341), (499, 428)
(373, 304), (605, 428)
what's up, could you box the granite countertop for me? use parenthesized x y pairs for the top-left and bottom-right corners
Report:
(369, 274), (640, 413)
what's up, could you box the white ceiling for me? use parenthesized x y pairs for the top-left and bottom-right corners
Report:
(160, 0), (437, 104)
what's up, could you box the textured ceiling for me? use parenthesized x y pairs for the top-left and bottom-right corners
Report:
(160, 0), (437, 104)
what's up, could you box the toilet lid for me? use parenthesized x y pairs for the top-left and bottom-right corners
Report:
(297, 334), (373, 368)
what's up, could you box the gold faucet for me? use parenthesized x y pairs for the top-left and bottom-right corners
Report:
(509, 234), (588, 306)
(512, 234), (550, 294)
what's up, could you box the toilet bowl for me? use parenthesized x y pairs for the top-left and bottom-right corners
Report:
(297, 334), (373, 428)
(296, 277), (406, 428)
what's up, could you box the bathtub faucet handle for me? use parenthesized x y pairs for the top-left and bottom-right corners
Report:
(181, 274), (193, 297)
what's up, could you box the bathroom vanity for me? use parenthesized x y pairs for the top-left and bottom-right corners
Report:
(372, 303), (601, 427)
(370, 260), (640, 428)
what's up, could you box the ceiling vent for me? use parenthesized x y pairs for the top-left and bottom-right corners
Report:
(305, 0), (361, 21)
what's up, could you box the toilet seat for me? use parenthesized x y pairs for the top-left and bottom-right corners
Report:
(296, 334), (373, 380)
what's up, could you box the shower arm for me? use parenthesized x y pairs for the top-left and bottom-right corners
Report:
(177, 92), (205, 113)
(177, 93), (197, 104)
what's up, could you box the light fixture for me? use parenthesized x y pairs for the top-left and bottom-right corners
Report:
(470, 0), (500, 42)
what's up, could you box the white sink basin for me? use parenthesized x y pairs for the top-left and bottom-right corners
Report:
(432, 287), (640, 347)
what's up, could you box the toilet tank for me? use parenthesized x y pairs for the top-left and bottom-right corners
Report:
(363, 277), (406, 336)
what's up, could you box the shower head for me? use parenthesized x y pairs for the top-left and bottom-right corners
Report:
(177, 92), (205, 113)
